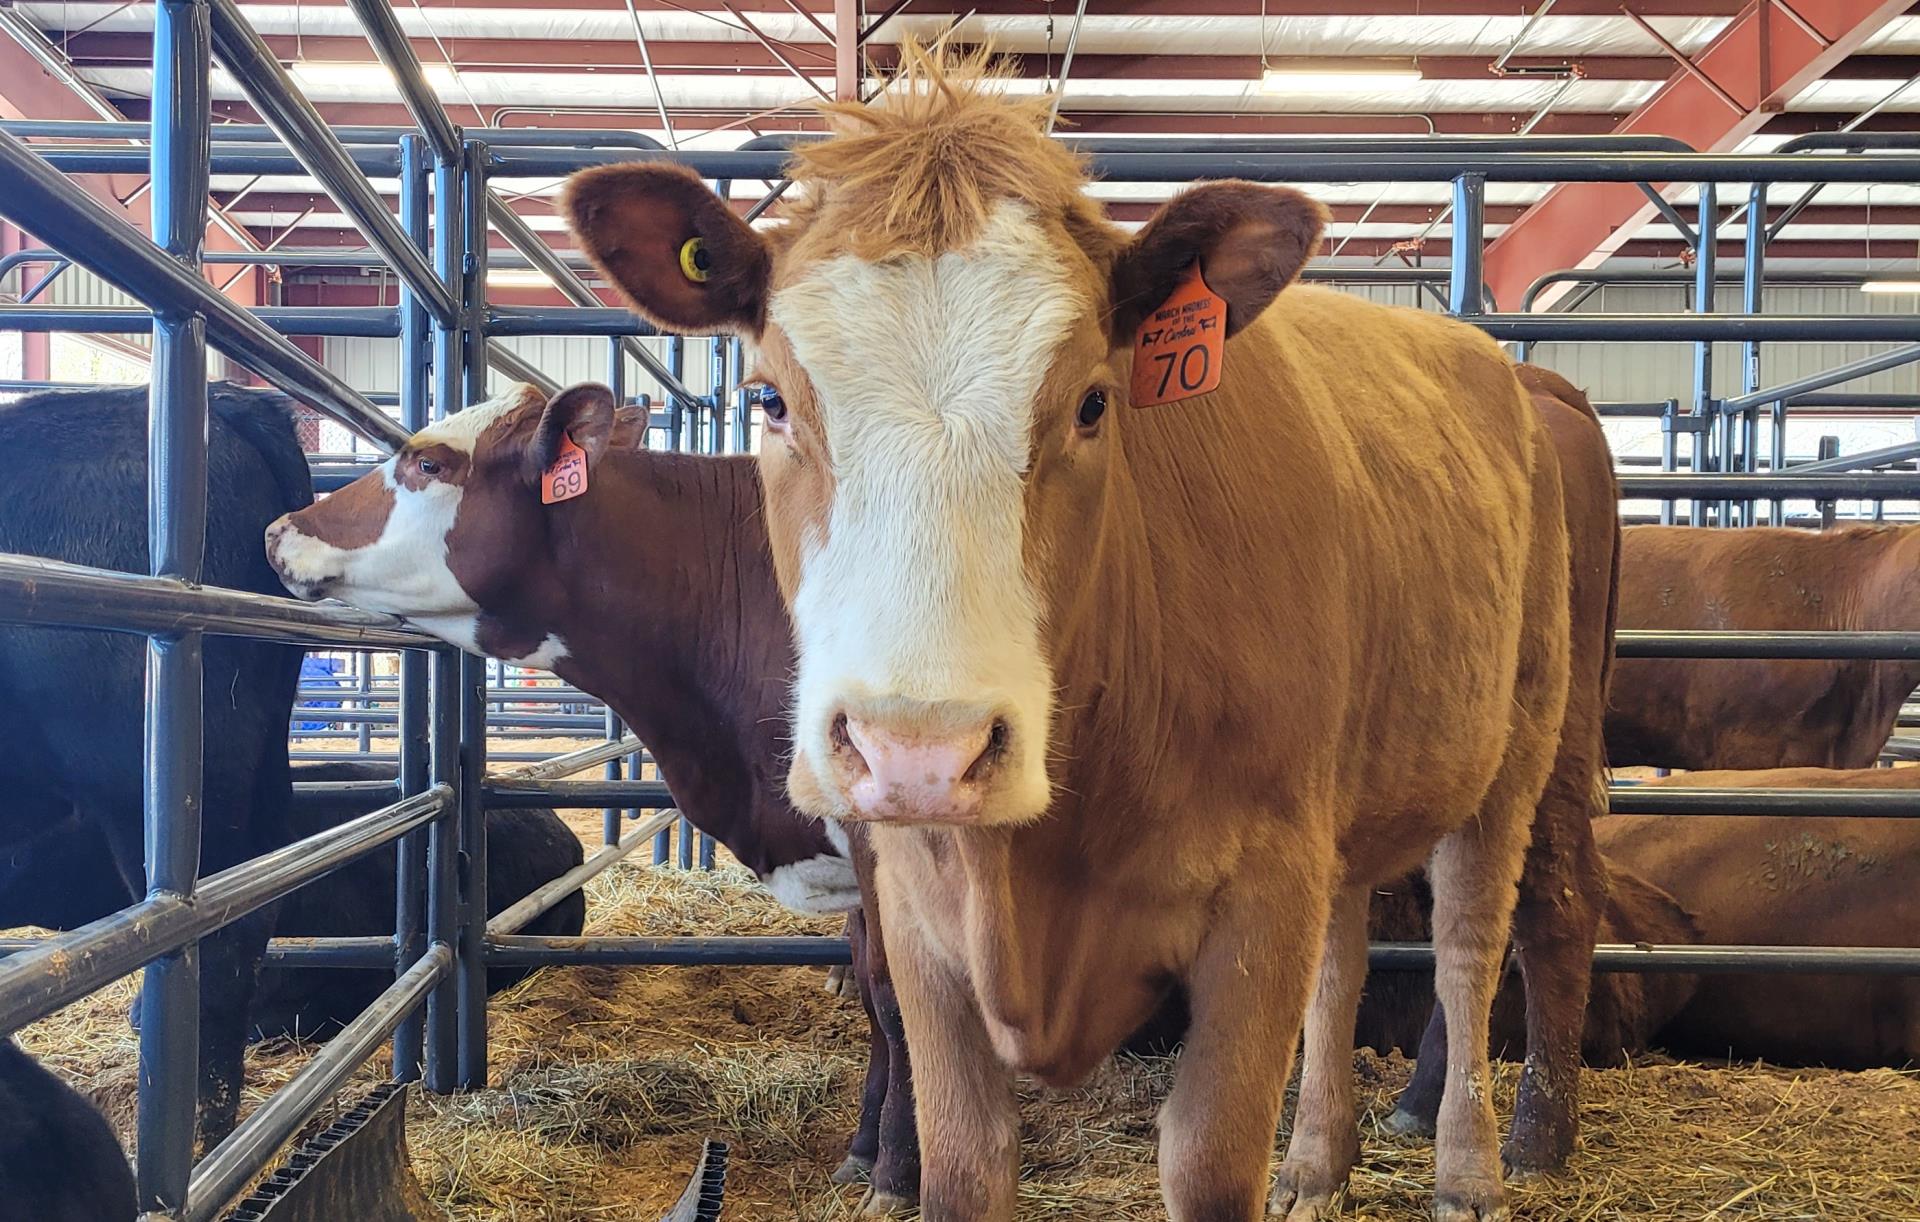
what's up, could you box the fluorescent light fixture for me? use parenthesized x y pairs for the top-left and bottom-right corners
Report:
(288, 61), (461, 91)
(1261, 66), (1422, 93)
(1861, 280), (1920, 294)
(485, 269), (557, 289)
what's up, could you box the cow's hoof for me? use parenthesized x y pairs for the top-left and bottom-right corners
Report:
(1268, 1164), (1346, 1219)
(1501, 1118), (1574, 1180)
(1433, 1185), (1509, 1222)
(824, 965), (850, 996)
(1381, 1107), (1436, 1141)
(860, 1189), (915, 1216)
(831, 1154), (874, 1185)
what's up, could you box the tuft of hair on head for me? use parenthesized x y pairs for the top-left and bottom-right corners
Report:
(788, 37), (1096, 259)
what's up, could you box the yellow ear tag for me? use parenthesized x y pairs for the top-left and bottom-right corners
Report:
(678, 237), (711, 283)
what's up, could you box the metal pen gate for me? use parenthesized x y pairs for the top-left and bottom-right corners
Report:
(0, 4), (1917, 1220)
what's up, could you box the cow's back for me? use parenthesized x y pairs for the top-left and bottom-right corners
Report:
(1105, 285), (1560, 859)
(1608, 524), (1920, 769)
(0, 385), (310, 832)
(0, 1038), (135, 1221)
(1601, 765), (1920, 1067)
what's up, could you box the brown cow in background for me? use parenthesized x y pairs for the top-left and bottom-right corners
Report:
(1604, 766), (1920, 1069)
(1608, 523), (1920, 770)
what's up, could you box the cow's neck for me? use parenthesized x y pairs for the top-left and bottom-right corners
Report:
(517, 453), (812, 874)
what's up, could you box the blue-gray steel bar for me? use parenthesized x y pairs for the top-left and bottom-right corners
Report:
(491, 147), (1920, 183)
(340, 0), (461, 163)
(1448, 174), (1485, 315)
(496, 734), (644, 780)
(1637, 182), (1700, 249)
(0, 788), (448, 1034)
(486, 934), (852, 967)
(0, 119), (665, 149)
(0, 552), (440, 649)
(1368, 942), (1920, 975)
(0, 934), (396, 967)
(392, 131), (432, 1085)
(33, 145), (402, 176)
(1789, 392), (1920, 408)
(486, 811), (679, 937)
(206, 0), (455, 325)
(600, 328), (625, 848)
(1696, 183), (1724, 526)
(0, 246), (599, 274)
(1793, 438), (1920, 473)
(139, 4), (212, 1211)
(485, 779), (676, 808)
(0, 130), (405, 450)
(1617, 472), (1920, 498)
(1616, 629), (1920, 659)
(424, 653), (462, 1094)
(483, 192), (702, 409)
(492, 306), (1920, 345)
(456, 141), (492, 1092)
(488, 342), (559, 397)
(183, 945), (451, 1222)
(0, 305), (402, 336)
(1721, 343), (1920, 415)
(1519, 268), (1871, 313)
(1609, 786), (1920, 817)
(1594, 400), (1675, 418)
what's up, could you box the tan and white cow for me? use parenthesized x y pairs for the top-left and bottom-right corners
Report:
(565, 50), (1608, 1222)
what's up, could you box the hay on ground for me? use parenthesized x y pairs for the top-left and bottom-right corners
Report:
(13, 846), (1919, 1220)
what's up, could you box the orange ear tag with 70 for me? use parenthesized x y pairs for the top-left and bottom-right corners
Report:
(541, 433), (590, 505)
(1130, 263), (1226, 408)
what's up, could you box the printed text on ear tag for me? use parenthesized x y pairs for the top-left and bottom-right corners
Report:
(542, 433), (590, 505)
(1130, 263), (1226, 408)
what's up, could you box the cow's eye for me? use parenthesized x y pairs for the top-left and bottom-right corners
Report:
(760, 388), (788, 424)
(1076, 389), (1108, 433)
(417, 457), (442, 476)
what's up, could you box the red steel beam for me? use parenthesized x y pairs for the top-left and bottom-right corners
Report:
(1483, 0), (1912, 311)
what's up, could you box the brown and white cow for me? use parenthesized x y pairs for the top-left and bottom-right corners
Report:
(262, 386), (856, 911)
(1609, 523), (1920, 771)
(564, 51), (1613, 1222)
(262, 385), (927, 1205)
(1604, 766), (1920, 1068)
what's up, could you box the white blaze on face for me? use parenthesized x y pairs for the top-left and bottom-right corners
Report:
(771, 202), (1084, 819)
(268, 385), (535, 644)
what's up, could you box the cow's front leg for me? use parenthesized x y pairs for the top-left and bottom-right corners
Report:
(1270, 882), (1372, 1220)
(1161, 837), (1334, 1222)
(887, 917), (1015, 1222)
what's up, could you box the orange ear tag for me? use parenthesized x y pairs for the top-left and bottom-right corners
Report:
(541, 433), (590, 505)
(1130, 263), (1226, 408)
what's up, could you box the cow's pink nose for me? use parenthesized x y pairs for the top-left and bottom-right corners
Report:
(838, 714), (1002, 824)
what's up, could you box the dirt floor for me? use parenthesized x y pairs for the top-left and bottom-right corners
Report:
(14, 842), (1920, 1222)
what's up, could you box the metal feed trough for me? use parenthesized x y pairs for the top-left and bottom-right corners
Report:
(1, 3), (1919, 1218)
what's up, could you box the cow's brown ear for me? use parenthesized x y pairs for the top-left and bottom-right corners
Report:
(1108, 182), (1326, 343)
(527, 383), (618, 487)
(560, 162), (772, 335)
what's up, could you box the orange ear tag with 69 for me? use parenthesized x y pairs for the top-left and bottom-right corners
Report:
(541, 433), (590, 505)
(1130, 263), (1226, 408)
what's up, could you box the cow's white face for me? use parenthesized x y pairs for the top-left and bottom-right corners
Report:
(762, 202), (1087, 827)
(266, 383), (615, 662)
(561, 120), (1327, 829)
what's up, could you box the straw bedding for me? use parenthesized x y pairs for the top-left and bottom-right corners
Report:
(13, 845), (1919, 1221)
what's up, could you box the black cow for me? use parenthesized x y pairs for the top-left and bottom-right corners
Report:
(250, 759), (587, 1040)
(0, 1039), (136, 1222)
(0, 383), (310, 1143)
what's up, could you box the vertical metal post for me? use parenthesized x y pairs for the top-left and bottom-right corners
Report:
(455, 140), (492, 1090)
(392, 131), (431, 1084)
(707, 335), (728, 454)
(1694, 182), (1717, 528)
(1745, 180), (1785, 526)
(355, 653), (373, 753)
(1447, 174), (1486, 317)
(424, 140), (465, 1095)
(602, 337), (627, 848)
(666, 335), (687, 451)
(1817, 435), (1841, 528)
(729, 337), (751, 453)
(139, 2), (210, 1215)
